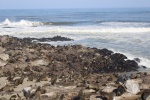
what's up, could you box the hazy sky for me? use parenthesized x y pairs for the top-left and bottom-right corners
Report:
(0, 0), (150, 9)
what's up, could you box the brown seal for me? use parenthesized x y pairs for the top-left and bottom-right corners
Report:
(34, 86), (42, 100)
(99, 90), (116, 100)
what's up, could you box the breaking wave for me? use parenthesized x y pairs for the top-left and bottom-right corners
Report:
(0, 19), (43, 27)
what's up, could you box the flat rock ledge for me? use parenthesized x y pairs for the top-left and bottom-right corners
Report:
(0, 35), (148, 100)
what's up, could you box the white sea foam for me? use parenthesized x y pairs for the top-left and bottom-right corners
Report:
(0, 19), (150, 34)
(101, 22), (150, 27)
(0, 19), (43, 27)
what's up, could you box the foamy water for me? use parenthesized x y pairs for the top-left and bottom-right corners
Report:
(0, 8), (150, 68)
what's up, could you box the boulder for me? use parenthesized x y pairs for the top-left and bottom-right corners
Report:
(110, 53), (127, 61)
(0, 59), (7, 67)
(125, 79), (140, 94)
(22, 86), (32, 99)
(96, 48), (113, 56)
(30, 59), (49, 66)
(0, 35), (10, 43)
(0, 53), (9, 61)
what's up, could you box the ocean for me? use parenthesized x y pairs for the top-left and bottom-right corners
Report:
(0, 8), (150, 68)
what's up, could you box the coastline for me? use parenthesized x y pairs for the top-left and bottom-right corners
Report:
(0, 35), (149, 100)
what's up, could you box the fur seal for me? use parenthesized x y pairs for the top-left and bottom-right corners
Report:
(34, 86), (42, 100)
(99, 90), (115, 100)
(9, 93), (21, 100)
(76, 88), (85, 100)
(51, 75), (58, 85)
(141, 89), (150, 100)
(113, 85), (125, 96)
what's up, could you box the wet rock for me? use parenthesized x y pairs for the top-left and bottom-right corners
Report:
(96, 48), (113, 56)
(23, 35), (73, 42)
(134, 58), (141, 63)
(110, 53), (127, 61)
(123, 60), (139, 71)
(0, 35), (141, 75)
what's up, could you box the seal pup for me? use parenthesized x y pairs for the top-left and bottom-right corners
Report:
(51, 75), (58, 85)
(73, 88), (85, 100)
(84, 80), (99, 92)
(59, 94), (65, 100)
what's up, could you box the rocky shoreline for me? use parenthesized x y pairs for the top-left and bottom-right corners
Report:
(0, 35), (149, 100)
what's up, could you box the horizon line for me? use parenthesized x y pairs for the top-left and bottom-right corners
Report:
(0, 7), (150, 10)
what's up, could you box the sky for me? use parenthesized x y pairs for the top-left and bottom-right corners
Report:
(0, 0), (150, 9)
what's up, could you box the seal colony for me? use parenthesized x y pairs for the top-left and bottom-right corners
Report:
(0, 35), (150, 100)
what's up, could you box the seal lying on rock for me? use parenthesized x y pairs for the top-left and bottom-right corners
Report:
(0, 83), (14, 92)
(13, 76), (25, 86)
(73, 88), (85, 100)
(9, 93), (21, 100)
(84, 80), (99, 92)
(50, 75), (58, 85)
(141, 89), (150, 100)
(34, 86), (42, 100)
(98, 90), (116, 100)
(113, 85), (126, 96)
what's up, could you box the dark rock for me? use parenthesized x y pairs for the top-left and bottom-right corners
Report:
(23, 35), (73, 42)
(110, 53), (127, 61)
(0, 35), (140, 77)
(123, 60), (139, 71)
(95, 48), (113, 56)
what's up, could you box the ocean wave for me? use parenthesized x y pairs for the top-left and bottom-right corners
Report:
(96, 21), (150, 27)
(43, 22), (78, 26)
(0, 19), (43, 27)
(42, 26), (150, 33)
(0, 25), (150, 34)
